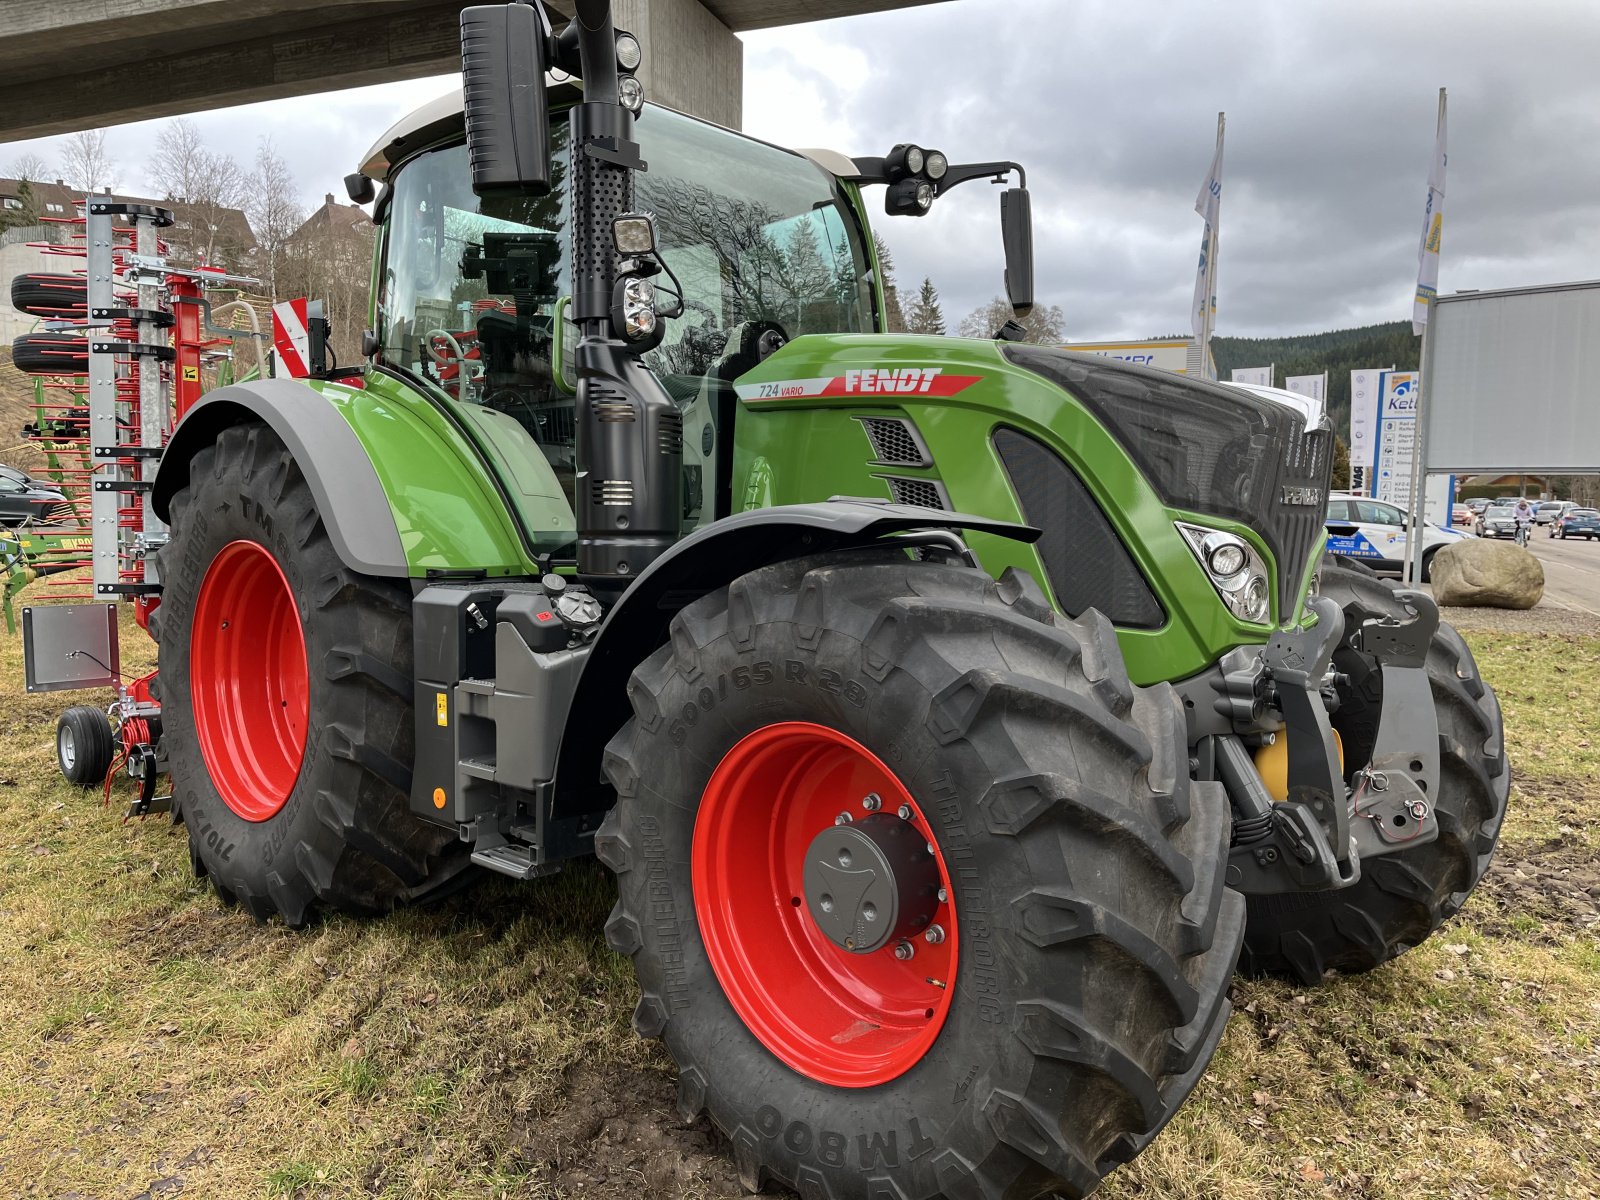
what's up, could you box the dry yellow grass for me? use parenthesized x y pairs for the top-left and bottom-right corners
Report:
(0, 604), (1595, 1199)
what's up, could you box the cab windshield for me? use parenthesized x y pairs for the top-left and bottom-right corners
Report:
(377, 105), (877, 551)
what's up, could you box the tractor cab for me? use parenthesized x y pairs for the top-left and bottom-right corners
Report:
(362, 90), (880, 546)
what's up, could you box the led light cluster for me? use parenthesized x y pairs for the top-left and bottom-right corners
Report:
(616, 31), (644, 113)
(885, 143), (949, 217)
(1177, 522), (1272, 625)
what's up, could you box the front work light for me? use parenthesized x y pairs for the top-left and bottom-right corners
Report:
(924, 150), (949, 180)
(613, 213), (658, 256)
(886, 143), (925, 181)
(886, 177), (935, 217)
(615, 31), (643, 71)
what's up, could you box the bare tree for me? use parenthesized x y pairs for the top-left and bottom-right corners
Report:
(60, 129), (118, 193)
(246, 137), (304, 299)
(279, 214), (376, 359)
(5, 152), (51, 182)
(148, 118), (249, 265)
(957, 295), (1066, 343)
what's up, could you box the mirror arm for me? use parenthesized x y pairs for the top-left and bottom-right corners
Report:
(933, 160), (1025, 196)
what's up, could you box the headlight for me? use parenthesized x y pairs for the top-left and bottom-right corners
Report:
(924, 150), (948, 180)
(619, 75), (644, 114)
(621, 277), (656, 339)
(1177, 523), (1273, 625)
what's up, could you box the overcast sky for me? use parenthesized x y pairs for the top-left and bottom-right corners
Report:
(4, 0), (1597, 341)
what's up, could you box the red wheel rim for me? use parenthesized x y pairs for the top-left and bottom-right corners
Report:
(189, 540), (309, 821)
(693, 722), (959, 1087)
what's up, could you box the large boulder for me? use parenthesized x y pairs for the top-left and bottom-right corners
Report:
(1431, 539), (1544, 609)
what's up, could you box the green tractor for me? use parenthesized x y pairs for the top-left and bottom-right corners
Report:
(138, 2), (1508, 1195)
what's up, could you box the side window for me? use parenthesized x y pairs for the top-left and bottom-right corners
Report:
(0, 477), (24, 493)
(1325, 500), (1351, 521)
(1357, 501), (1402, 525)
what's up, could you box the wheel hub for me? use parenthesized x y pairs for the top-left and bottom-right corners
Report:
(803, 814), (939, 953)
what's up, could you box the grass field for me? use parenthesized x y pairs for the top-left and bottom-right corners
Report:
(0, 608), (1595, 1200)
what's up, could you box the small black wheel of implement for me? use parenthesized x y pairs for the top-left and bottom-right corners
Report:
(10, 273), (88, 319)
(597, 553), (1242, 1199)
(57, 705), (114, 787)
(155, 420), (472, 925)
(1240, 554), (1510, 984)
(11, 332), (89, 376)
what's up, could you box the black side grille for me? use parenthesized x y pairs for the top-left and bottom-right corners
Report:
(1001, 346), (1332, 615)
(880, 476), (946, 510)
(658, 411), (683, 455)
(858, 417), (930, 466)
(993, 428), (1164, 628)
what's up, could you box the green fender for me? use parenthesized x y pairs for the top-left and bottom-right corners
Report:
(152, 375), (544, 579)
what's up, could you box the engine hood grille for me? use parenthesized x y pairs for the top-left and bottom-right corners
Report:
(1001, 345), (1331, 619)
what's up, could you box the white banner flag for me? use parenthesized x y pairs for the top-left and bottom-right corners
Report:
(1285, 373), (1326, 403)
(1191, 114), (1224, 343)
(1413, 89), (1448, 335)
(1349, 368), (1383, 496)
(1231, 366), (1272, 386)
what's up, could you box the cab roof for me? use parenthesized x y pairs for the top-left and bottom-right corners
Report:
(358, 87), (860, 184)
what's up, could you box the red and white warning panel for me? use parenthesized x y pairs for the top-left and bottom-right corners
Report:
(272, 298), (311, 377)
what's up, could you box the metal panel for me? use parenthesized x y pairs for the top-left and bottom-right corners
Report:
(22, 603), (119, 693)
(1423, 280), (1600, 472)
(85, 207), (121, 595)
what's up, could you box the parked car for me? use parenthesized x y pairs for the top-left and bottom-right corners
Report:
(1324, 492), (1470, 580)
(1451, 503), (1474, 526)
(1466, 497), (1492, 515)
(1478, 504), (1518, 538)
(0, 474), (69, 525)
(1554, 508), (1600, 540)
(0, 464), (46, 489)
(1535, 500), (1577, 525)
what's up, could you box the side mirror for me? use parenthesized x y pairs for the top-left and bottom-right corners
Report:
(460, 3), (552, 196)
(1001, 187), (1034, 315)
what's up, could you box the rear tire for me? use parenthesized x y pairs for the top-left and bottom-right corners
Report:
(1240, 555), (1510, 984)
(155, 421), (470, 924)
(57, 705), (114, 788)
(598, 554), (1242, 1199)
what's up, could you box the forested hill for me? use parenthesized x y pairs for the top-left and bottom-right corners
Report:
(1207, 321), (1421, 436)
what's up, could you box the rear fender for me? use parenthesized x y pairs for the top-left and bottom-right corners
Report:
(152, 377), (535, 579)
(152, 379), (406, 576)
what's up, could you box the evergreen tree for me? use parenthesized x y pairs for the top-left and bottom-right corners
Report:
(1331, 434), (1351, 490)
(905, 276), (946, 335)
(874, 233), (908, 333)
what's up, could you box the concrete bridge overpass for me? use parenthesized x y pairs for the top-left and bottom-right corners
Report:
(0, 0), (940, 140)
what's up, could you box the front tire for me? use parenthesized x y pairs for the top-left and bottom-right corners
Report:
(598, 554), (1242, 1199)
(156, 421), (469, 924)
(1240, 556), (1510, 984)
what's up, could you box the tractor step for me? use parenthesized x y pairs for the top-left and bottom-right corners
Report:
(470, 841), (561, 881)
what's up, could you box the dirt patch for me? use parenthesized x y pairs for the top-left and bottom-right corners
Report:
(1477, 835), (1600, 944)
(494, 1063), (748, 1199)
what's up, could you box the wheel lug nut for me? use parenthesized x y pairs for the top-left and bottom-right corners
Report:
(924, 923), (945, 945)
(897, 804), (913, 820)
(862, 793), (881, 811)
(926, 842), (936, 856)
(834, 811), (852, 825)
(892, 939), (915, 961)
(937, 887), (948, 903)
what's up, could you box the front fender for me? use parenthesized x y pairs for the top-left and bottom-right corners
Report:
(551, 500), (1038, 821)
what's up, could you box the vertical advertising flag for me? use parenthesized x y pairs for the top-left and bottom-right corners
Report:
(1413, 89), (1448, 335)
(1348, 368), (1383, 496)
(1191, 113), (1225, 350)
(1230, 366), (1273, 386)
(1285, 374), (1327, 404)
